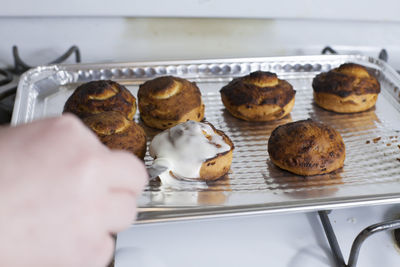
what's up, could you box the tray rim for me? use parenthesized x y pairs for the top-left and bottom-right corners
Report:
(12, 54), (400, 224)
(13, 54), (398, 126)
(13, 54), (400, 126)
(136, 192), (400, 224)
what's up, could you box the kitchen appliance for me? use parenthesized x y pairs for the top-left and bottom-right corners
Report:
(9, 51), (400, 267)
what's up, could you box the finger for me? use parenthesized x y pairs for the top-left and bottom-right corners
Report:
(89, 234), (115, 267)
(55, 114), (108, 150)
(102, 192), (138, 233)
(23, 114), (106, 154)
(101, 150), (148, 196)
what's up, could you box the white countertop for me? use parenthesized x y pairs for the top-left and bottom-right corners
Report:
(116, 204), (400, 267)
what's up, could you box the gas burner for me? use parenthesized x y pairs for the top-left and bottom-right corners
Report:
(0, 45), (81, 124)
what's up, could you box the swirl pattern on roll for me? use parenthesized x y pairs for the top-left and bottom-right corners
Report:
(138, 76), (204, 129)
(82, 111), (147, 159)
(268, 119), (345, 176)
(63, 80), (137, 120)
(312, 63), (380, 113)
(220, 71), (296, 121)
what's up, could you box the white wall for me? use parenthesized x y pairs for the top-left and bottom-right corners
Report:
(1, 0), (400, 22)
(1, 18), (400, 69)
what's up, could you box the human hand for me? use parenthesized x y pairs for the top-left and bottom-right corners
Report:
(0, 114), (148, 267)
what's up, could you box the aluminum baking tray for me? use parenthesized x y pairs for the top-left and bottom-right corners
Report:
(12, 55), (400, 224)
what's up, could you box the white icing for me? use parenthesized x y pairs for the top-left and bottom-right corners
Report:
(149, 120), (231, 180)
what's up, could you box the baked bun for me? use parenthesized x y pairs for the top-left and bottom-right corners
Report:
(138, 76), (205, 130)
(82, 111), (147, 159)
(199, 125), (234, 180)
(64, 80), (137, 120)
(220, 71), (296, 121)
(268, 119), (345, 176)
(312, 63), (380, 113)
(149, 120), (234, 181)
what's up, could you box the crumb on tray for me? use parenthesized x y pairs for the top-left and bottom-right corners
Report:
(373, 137), (381, 143)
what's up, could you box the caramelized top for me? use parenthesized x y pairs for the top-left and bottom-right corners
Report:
(220, 71), (296, 107)
(82, 111), (147, 159)
(138, 76), (203, 121)
(268, 119), (345, 173)
(82, 111), (131, 136)
(312, 63), (380, 97)
(63, 80), (136, 120)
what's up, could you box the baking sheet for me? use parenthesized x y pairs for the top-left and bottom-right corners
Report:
(12, 55), (400, 223)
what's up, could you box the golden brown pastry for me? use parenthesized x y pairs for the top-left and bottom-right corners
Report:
(199, 125), (234, 180)
(268, 119), (345, 176)
(138, 76), (205, 130)
(82, 111), (147, 159)
(220, 71), (296, 121)
(149, 120), (234, 181)
(312, 63), (380, 113)
(63, 80), (137, 120)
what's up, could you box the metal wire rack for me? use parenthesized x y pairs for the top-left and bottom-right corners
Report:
(317, 46), (400, 267)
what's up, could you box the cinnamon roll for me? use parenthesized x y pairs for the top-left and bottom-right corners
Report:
(268, 119), (345, 176)
(138, 76), (205, 130)
(63, 80), (136, 120)
(82, 111), (147, 159)
(220, 71), (296, 121)
(149, 120), (234, 181)
(312, 63), (380, 113)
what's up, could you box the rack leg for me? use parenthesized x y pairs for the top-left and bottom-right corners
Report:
(318, 210), (346, 267)
(347, 218), (400, 267)
(318, 210), (400, 267)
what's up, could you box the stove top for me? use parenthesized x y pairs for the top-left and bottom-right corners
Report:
(2, 44), (400, 267)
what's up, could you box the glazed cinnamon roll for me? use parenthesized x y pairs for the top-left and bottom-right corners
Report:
(149, 120), (234, 181)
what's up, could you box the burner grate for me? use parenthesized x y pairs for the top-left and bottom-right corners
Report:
(0, 68), (13, 86)
(322, 45), (389, 63)
(11, 45), (81, 75)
